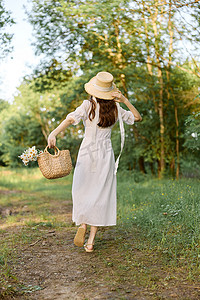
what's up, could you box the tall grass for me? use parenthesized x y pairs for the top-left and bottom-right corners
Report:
(117, 171), (200, 274)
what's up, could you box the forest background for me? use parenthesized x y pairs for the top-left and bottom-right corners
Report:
(0, 0), (200, 179)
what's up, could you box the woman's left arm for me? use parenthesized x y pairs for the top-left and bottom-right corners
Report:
(112, 91), (142, 122)
(48, 117), (75, 148)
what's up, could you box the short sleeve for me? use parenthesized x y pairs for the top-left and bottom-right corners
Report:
(65, 100), (90, 125)
(120, 107), (135, 125)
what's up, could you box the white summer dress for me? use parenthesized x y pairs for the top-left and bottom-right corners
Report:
(66, 99), (135, 226)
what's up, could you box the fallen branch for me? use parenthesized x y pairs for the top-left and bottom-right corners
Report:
(23, 238), (42, 250)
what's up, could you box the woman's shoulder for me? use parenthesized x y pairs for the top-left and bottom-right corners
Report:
(80, 99), (92, 113)
(82, 99), (90, 104)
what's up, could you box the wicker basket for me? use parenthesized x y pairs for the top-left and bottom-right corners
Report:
(37, 146), (72, 179)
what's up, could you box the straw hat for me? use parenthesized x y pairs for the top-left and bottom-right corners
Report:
(84, 71), (118, 100)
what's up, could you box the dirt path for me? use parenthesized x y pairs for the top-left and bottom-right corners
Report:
(1, 198), (200, 300)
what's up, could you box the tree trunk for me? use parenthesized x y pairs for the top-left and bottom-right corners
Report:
(36, 113), (49, 142)
(157, 159), (161, 178)
(138, 156), (146, 174)
(149, 1), (165, 178)
(142, 2), (158, 113)
(113, 20), (128, 97)
(158, 88), (165, 178)
(170, 157), (175, 177)
(150, 162), (155, 175)
(174, 105), (180, 179)
(167, 0), (179, 180)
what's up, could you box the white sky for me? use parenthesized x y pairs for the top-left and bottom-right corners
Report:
(0, 0), (41, 102)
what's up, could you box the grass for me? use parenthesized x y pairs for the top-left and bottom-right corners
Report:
(0, 167), (200, 297)
(117, 171), (200, 277)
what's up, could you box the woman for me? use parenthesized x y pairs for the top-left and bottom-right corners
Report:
(48, 72), (142, 252)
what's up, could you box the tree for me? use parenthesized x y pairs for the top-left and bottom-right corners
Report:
(0, 0), (15, 58)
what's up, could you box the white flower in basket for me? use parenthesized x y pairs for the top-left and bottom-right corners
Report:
(18, 146), (43, 166)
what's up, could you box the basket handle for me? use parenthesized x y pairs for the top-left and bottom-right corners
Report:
(44, 146), (60, 156)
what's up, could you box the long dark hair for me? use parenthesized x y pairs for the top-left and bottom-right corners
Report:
(88, 96), (118, 128)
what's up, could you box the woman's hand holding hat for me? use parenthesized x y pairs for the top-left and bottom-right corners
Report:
(112, 89), (142, 121)
(112, 90), (128, 104)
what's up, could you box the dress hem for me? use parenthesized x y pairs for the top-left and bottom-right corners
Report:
(73, 220), (116, 227)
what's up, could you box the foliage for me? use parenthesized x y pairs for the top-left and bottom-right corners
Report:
(25, 59), (73, 93)
(183, 112), (200, 152)
(0, 100), (10, 165)
(1, 112), (45, 167)
(0, 82), (86, 167)
(0, 0), (15, 58)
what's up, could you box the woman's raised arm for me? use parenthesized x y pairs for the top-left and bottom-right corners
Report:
(112, 91), (142, 122)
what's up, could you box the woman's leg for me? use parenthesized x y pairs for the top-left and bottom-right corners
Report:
(80, 223), (87, 231)
(87, 226), (98, 250)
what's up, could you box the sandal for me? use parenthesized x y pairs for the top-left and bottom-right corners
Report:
(84, 242), (94, 253)
(74, 226), (86, 247)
